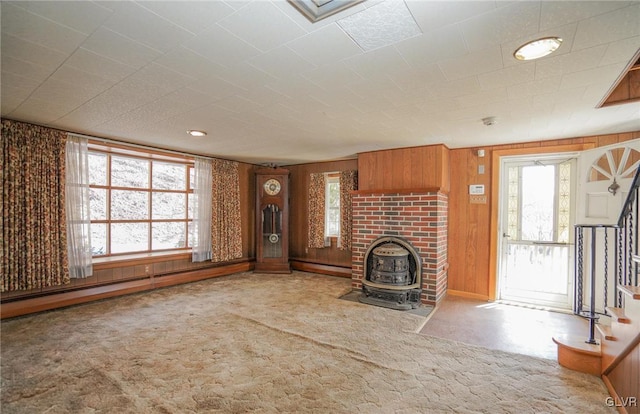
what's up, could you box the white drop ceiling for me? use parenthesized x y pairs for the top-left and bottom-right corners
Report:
(1, 0), (639, 165)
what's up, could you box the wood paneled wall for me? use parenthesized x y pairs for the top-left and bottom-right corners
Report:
(358, 144), (450, 191)
(287, 159), (358, 269)
(448, 132), (640, 299)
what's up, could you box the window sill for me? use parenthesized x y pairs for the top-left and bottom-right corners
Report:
(93, 250), (192, 270)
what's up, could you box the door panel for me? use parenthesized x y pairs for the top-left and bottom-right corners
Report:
(499, 156), (576, 309)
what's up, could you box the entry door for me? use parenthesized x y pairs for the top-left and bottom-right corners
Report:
(575, 140), (640, 312)
(499, 156), (576, 309)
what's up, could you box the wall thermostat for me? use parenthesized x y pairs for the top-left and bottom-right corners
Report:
(469, 184), (485, 195)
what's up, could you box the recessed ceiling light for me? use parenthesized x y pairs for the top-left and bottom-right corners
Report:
(187, 130), (207, 137)
(513, 37), (563, 61)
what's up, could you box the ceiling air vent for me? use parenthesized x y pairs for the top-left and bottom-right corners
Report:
(288, 0), (365, 23)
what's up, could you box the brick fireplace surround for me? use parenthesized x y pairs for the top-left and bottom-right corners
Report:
(351, 190), (448, 307)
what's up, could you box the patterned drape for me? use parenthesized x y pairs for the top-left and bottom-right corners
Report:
(1, 119), (69, 292)
(210, 159), (242, 263)
(339, 170), (358, 250)
(308, 173), (326, 248)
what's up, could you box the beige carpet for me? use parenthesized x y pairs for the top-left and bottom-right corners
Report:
(1, 272), (613, 413)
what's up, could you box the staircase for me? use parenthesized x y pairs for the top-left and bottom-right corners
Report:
(553, 169), (640, 413)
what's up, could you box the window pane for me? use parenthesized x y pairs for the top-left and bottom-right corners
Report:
(521, 165), (554, 242)
(327, 208), (340, 236)
(152, 161), (186, 190)
(111, 223), (149, 253)
(325, 178), (340, 236)
(188, 193), (194, 220)
(111, 190), (148, 220)
(152, 192), (186, 219)
(91, 223), (107, 256)
(152, 222), (186, 250)
(111, 156), (149, 188)
(189, 167), (194, 190)
(89, 188), (107, 220)
(89, 153), (107, 186)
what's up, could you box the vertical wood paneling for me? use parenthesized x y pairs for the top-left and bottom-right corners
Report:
(358, 144), (450, 191)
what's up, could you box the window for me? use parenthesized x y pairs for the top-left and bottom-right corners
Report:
(325, 173), (340, 237)
(88, 143), (194, 257)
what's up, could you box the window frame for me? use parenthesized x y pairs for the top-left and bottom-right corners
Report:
(88, 141), (195, 258)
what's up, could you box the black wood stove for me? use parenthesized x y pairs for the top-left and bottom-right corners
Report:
(359, 237), (422, 310)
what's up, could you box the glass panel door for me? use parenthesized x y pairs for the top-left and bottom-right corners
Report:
(499, 157), (575, 309)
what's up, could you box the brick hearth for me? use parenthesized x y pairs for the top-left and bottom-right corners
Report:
(351, 190), (448, 306)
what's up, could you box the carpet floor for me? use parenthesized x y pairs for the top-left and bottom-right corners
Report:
(1, 272), (613, 413)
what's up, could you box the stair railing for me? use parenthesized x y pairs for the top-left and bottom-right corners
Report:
(574, 167), (640, 344)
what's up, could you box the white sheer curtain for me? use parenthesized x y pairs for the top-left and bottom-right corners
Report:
(192, 156), (213, 262)
(65, 135), (93, 278)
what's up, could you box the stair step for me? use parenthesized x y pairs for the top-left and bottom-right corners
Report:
(606, 306), (631, 323)
(596, 324), (616, 341)
(553, 334), (601, 355)
(553, 334), (602, 376)
(617, 284), (640, 300)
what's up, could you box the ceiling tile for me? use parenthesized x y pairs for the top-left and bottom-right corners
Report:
(81, 28), (161, 69)
(287, 24), (362, 66)
(535, 45), (608, 80)
(9, 97), (72, 124)
(599, 36), (640, 66)
(98, 87), (214, 132)
(429, 76), (482, 99)
(127, 63), (195, 94)
(337, 0), (422, 51)
(1, 2), (87, 54)
(247, 46), (316, 80)
(218, 1), (306, 52)
(265, 75), (324, 99)
(65, 48), (137, 83)
(506, 76), (562, 100)
(438, 46), (504, 81)
(102, 2), (195, 53)
(0, 33), (67, 69)
(477, 63), (536, 90)
(460, 2), (541, 52)
(138, 1), (235, 34)
(395, 24), (468, 67)
(1, 55), (53, 83)
(454, 88), (509, 109)
(7, 0), (113, 35)
(540, 1), (634, 32)
(154, 47), (229, 80)
(405, 0), (496, 33)
(572, 4), (640, 51)
(301, 62), (364, 90)
(559, 63), (627, 91)
(186, 75), (245, 102)
(387, 66), (446, 93)
(29, 79), (97, 109)
(1, 71), (41, 94)
(183, 24), (262, 67)
(49, 66), (113, 95)
(343, 46), (412, 81)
